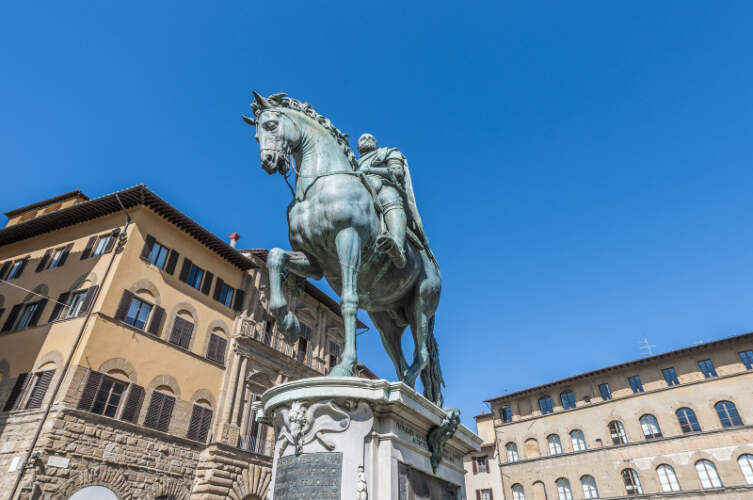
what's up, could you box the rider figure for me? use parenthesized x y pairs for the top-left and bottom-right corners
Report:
(357, 133), (429, 269)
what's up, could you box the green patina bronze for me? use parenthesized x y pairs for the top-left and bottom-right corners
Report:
(243, 92), (444, 406)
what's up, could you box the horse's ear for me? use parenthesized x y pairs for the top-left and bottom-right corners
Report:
(241, 115), (257, 126)
(252, 90), (270, 110)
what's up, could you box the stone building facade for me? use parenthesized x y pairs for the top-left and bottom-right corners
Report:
(480, 332), (753, 499)
(0, 186), (368, 499)
(463, 413), (504, 500)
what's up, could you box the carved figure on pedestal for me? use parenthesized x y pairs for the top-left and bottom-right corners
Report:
(243, 92), (445, 406)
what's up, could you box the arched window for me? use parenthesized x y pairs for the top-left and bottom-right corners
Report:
(656, 464), (681, 492)
(621, 468), (643, 495)
(609, 420), (627, 445)
(68, 486), (118, 500)
(511, 483), (526, 500)
(555, 478), (573, 500)
(696, 459), (722, 488)
(738, 454), (753, 485)
(506, 442), (519, 463)
(570, 429), (586, 451)
(547, 434), (563, 455)
(676, 407), (701, 433)
(560, 390), (576, 409)
(639, 414), (662, 439)
(715, 400), (743, 427)
(580, 475), (598, 499)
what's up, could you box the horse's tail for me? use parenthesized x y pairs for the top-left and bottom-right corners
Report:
(421, 315), (445, 408)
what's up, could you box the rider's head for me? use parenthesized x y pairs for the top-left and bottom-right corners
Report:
(357, 133), (377, 155)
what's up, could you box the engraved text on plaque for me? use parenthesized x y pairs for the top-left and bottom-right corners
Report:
(274, 452), (343, 499)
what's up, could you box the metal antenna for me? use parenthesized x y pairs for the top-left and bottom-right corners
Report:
(639, 336), (656, 357)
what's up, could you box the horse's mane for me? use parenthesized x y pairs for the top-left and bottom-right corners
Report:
(253, 92), (358, 170)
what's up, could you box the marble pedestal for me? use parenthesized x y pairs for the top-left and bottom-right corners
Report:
(259, 377), (481, 500)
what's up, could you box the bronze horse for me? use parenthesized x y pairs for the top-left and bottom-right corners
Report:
(244, 92), (444, 406)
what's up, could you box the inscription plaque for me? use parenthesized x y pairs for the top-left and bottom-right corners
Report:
(274, 452), (343, 499)
(398, 462), (458, 500)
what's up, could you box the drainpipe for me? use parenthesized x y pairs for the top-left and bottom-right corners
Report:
(9, 214), (131, 500)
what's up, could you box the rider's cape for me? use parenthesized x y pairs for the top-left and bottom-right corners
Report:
(364, 147), (433, 256)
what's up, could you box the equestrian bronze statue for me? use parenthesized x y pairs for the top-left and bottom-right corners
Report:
(243, 92), (444, 406)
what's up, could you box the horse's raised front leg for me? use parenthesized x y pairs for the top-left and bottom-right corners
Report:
(330, 228), (362, 377)
(267, 248), (323, 343)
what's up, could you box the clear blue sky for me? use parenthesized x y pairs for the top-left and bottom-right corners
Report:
(2, 2), (752, 426)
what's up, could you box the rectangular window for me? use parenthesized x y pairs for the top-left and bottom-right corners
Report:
(296, 324), (312, 363)
(91, 377), (127, 418)
(47, 247), (66, 269)
(560, 390), (576, 409)
(218, 283), (234, 308)
(475, 455), (489, 473)
(599, 383), (612, 401)
(698, 359), (717, 378)
(169, 317), (194, 349)
(14, 302), (39, 331)
(662, 367), (679, 386)
(207, 334), (227, 364)
(143, 391), (175, 432)
(185, 264), (204, 290)
(64, 290), (88, 319)
(92, 235), (112, 256)
(628, 376), (644, 393)
(263, 318), (274, 346)
(478, 490), (492, 500)
(499, 406), (512, 423)
(7, 260), (26, 280)
(147, 242), (170, 269)
(538, 396), (553, 415)
(328, 340), (340, 369)
(124, 297), (153, 330)
(739, 350), (753, 370)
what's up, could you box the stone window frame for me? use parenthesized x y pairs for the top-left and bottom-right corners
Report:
(202, 319), (231, 363)
(12, 351), (64, 410)
(163, 301), (200, 350)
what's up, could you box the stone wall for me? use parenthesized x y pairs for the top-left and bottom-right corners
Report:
(1, 406), (205, 498)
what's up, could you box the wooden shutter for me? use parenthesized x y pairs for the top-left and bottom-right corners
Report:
(81, 236), (97, 260)
(77, 370), (104, 411)
(476, 491), (481, 500)
(170, 317), (193, 349)
(165, 250), (179, 275)
(147, 306), (165, 335)
(489, 490), (494, 500)
(187, 405), (212, 442)
(140, 235), (156, 260)
(114, 290), (134, 321)
(35, 249), (53, 272)
(103, 232), (117, 253)
(2, 373), (29, 411)
(0, 261), (10, 280)
(232, 289), (245, 312)
(199, 406), (212, 442)
(157, 394), (175, 432)
(179, 258), (192, 282)
(48, 292), (70, 322)
(14, 258), (29, 279)
(57, 243), (74, 267)
(2, 304), (23, 332)
(79, 285), (99, 316)
(144, 392), (164, 428)
(207, 335), (227, 364)
(25, 370), (55, 409)
(29, 299), (48, 327)
(201, 271), (214, 295)
(472, 457), (478, 474)
(120, 384), (145, 423)
(213, 278), (224, 301)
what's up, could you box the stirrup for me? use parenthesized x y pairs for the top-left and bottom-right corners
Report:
(376, 234), (407, 269)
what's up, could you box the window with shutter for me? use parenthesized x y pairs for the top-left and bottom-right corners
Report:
(165, 250), (179, 275)
(120, 385), (145, 423)
(49, 292), (71, 322)
(2, 373), (29, 411)
(206, 334), (227, 364)
(201, 272), (214, 295)
(90, 377), (127, 417)
(169, 317), (194, 349)
(35, 249), (53, 272)
(6, 258), (28, 280)
(25, 370), (55, 409)
(0, 261), (11, 280)
(2, 304), (23, 332)
(81, 236), (97, 260)
(79, 285), (99, 316)
(232, 289), (245, 311)
(57, 243), (74, 267)
(213, 278), (224, 301)
(187, 404), (213, 442)
(78, 371), (105, 411)
(140, 235), (156, 260)
(144, 391), (175, 432)
(114, 290), (135, 321)
(147, 305), (165, 335)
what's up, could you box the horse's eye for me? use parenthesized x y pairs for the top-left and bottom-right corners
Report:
(264, 121), (278, 131)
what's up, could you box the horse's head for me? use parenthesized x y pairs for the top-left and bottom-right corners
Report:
(243, 91), (301, 175)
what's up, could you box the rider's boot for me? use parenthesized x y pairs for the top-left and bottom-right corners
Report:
(376, 208), (407, 269)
